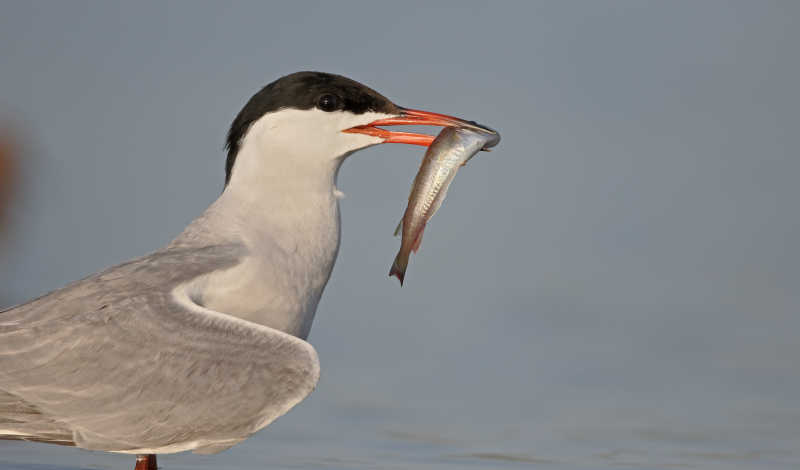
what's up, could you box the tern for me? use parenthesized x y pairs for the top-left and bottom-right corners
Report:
(0, 72), (490, 470)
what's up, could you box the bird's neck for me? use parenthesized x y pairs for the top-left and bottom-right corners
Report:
(176, 145), (345, 339)
(222, 151), (343, 238)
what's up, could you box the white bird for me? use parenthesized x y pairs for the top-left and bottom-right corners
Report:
(0, 71), (485, 470)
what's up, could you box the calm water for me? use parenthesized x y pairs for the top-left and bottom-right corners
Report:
(2, 298), (798, 470)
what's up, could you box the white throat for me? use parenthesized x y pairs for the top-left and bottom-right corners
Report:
(174, 108), (390, 339)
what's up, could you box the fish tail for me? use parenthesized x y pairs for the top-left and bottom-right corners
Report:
(389, 251), (409, 286)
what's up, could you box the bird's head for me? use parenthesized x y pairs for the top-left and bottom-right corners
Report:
(224, 71), (487, 187)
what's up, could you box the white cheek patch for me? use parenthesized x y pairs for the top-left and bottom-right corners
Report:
(338, 110), (397, 131)
(244, 108), (394, 161)
(226, 108), (398, 190)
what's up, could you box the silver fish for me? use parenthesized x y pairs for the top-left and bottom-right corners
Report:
(390, 125), (500, 284)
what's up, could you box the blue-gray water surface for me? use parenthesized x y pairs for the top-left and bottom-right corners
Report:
(1, 1), (798, 469)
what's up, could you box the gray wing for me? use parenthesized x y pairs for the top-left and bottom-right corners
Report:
(0, 244), (320, 454)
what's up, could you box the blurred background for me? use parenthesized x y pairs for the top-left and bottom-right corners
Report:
(1, 1), (798, 469)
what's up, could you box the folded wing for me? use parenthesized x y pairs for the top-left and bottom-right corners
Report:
(0, 244), (320, 454)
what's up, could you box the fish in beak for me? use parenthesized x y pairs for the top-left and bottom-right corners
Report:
(343, 108), (497, 147)
(347, 106), (501, 285)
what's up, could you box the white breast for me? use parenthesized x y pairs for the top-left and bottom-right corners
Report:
(184, 193), (341, 339)
(169, 107), (390, 338)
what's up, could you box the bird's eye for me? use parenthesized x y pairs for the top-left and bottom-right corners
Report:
(317, 94), (340, 112)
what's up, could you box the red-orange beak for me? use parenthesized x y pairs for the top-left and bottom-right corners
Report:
(343, 108), (494, 147)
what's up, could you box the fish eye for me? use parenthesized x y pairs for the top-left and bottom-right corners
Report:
(317, 94), (340, 112)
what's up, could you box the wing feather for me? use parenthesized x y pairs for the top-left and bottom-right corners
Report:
(0, 244), (320, 454)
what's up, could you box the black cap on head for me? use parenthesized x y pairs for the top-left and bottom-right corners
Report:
(224, 71), (400, 184)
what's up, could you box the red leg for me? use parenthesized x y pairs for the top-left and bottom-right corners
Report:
(134, 454), (157, 470)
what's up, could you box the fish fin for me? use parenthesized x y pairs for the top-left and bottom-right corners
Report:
(411, 225), (426, 253)
(389, 252), (408, 286)
(393, 219), (403, 237)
